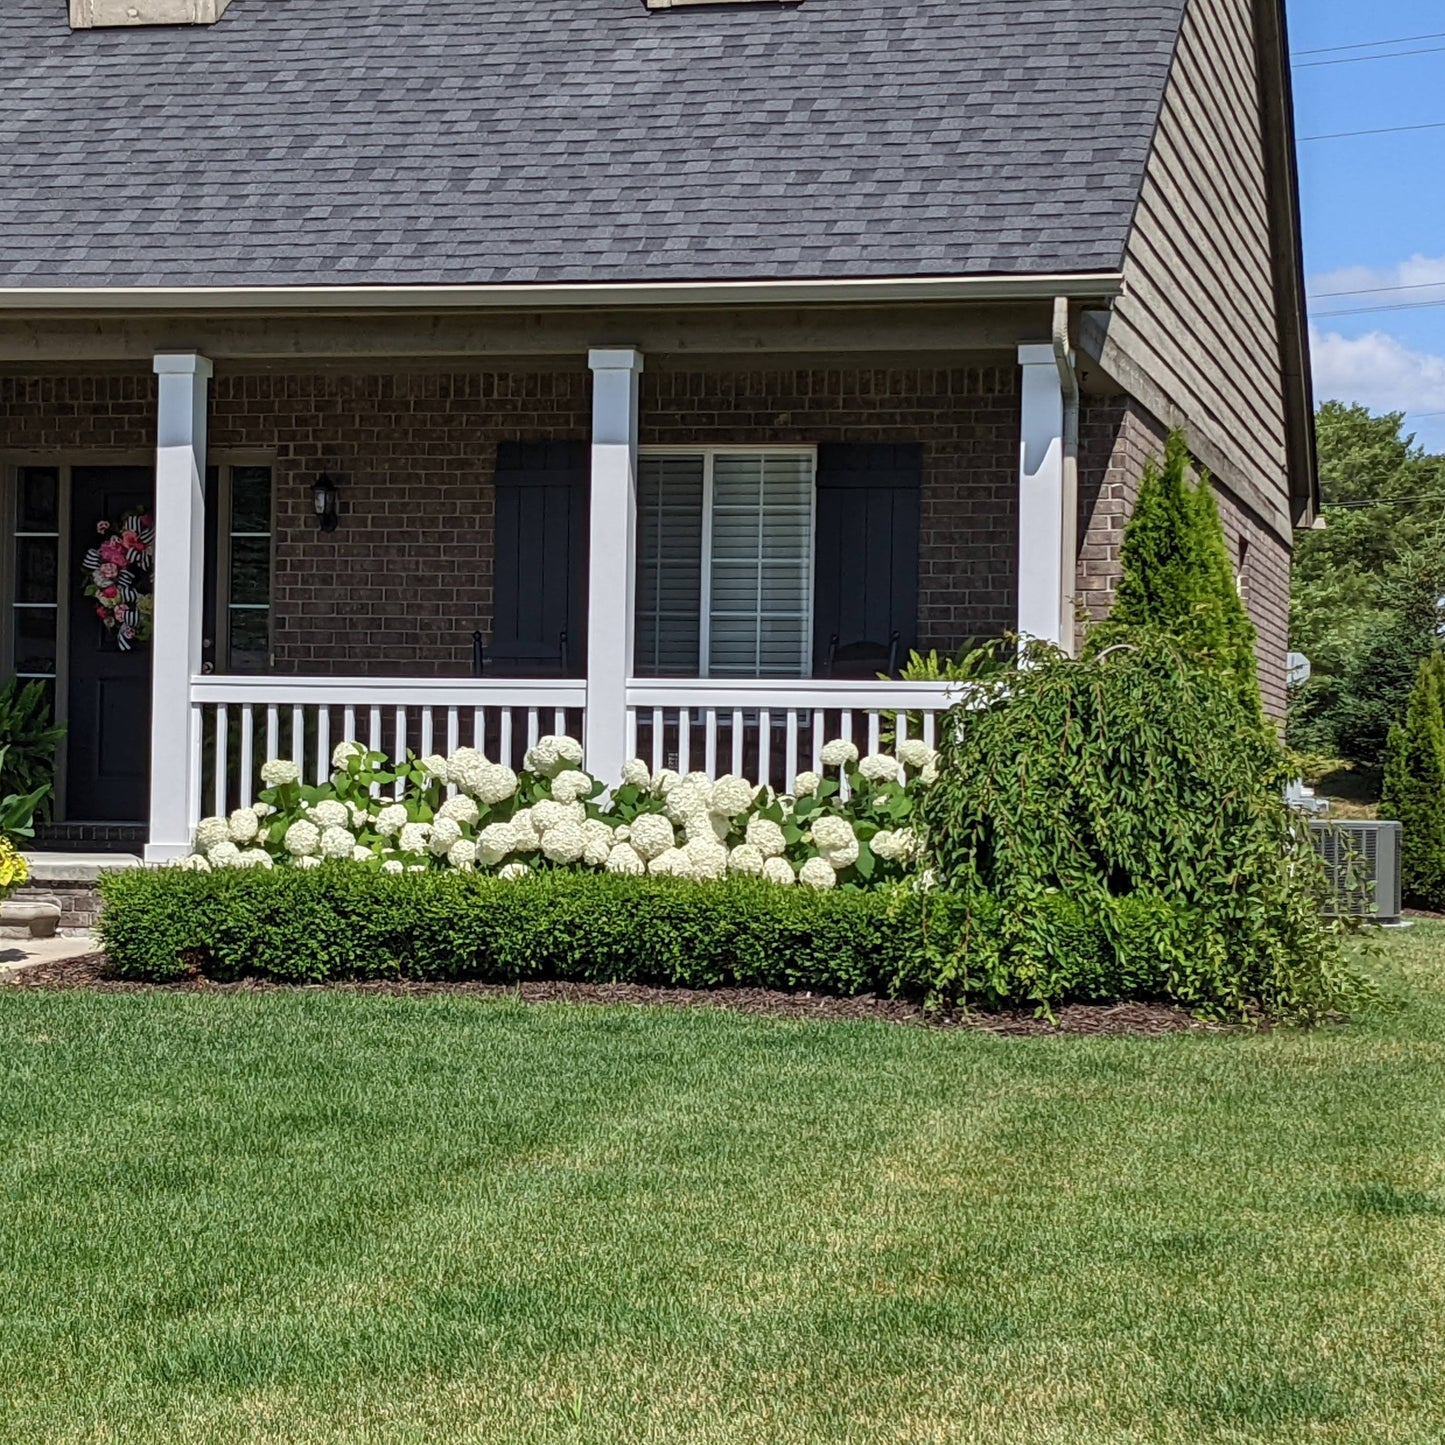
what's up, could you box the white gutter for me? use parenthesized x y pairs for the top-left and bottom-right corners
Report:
(1052, 296), (1081, 655)
(0, 273), (1125, 313)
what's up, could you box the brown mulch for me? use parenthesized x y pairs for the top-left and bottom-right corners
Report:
(1403, 907), (1445, 923)
(3, 951), (1221, 1037)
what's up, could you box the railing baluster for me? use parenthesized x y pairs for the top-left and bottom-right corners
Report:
(704, 710), (718, 776)
(344, 704), (356, 747)
(394, 707), (407, 798)
(756, 710), (771, 790)
(867, 710), (880, 756)
(897, 711), (910, 744)
(554, 707), (566, 736)
(499, 710), (512, 768)
(420, 708), (434, 761)
(369, 708), (383, 797)
(446, 706), (460, 756)
(214, 705), (229, 817)
(291, 706), (304, 779)
(811, 710), (824, 773)
(266, 704), (279, 766)
(625, 708), (638, 768)
(316, 707), (331, 785)
(731, 709), (744, 775)
(784, 710), (799, 791)
(188, 704), (204, 835)
(526, 709), (540, 752)
(677, 709), (690, 773)
(651, 708), (664, 774)
(923, 711), (936, 749)
(239, 705), (255, 809)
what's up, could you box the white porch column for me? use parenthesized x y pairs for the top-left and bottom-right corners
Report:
(145, 351), (213, 862)
(585, 346), (644, 790)
(1016, 343), (1068, 647)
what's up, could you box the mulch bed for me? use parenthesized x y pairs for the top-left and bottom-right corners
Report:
(3, 951), (1222, 1037)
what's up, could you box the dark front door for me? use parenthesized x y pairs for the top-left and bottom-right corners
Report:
(66, 467), (154, 823)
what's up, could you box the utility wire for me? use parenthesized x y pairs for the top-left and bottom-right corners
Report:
(1311, 297), (1445, 319)
(1299, 119), (1445, 142)
(1311, 279), (1445, 300)
(1294, 29), (1445, 56)
(1294, 43), (1445, 68)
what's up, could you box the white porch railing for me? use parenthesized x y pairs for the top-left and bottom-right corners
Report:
(625, 678), (960, 793)
(189, 676), (586, 825)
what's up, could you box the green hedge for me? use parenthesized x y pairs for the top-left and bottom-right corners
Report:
(98, 866), (1352, 1018)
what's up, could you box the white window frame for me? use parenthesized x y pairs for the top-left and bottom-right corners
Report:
(638, 444), (817, 679)
(210, 457), (276, 675)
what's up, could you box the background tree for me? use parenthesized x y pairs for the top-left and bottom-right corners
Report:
(1380, 654), (1445, 911)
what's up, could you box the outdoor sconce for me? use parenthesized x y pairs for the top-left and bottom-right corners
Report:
(312, 473), (341, 532)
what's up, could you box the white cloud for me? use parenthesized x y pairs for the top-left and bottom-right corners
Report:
(1309, 327), (1445, 418)
(1309, 253), (1445, 302)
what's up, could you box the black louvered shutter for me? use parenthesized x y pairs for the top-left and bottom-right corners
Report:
(492, 441), (588, 675)
(812, 443), (921, 676)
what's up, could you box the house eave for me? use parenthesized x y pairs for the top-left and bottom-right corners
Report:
(0, 273), (1125, 315)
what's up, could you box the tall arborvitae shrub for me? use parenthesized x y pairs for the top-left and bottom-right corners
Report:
(1094, 431), (1261, 714)
(1380, 653), (1445, 910)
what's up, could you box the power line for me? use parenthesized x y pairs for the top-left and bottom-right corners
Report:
(1294, 29), (1445, 56)
(1294, 43), (1445, 68)
(1311, 297), (1445, 319)
(1310, 279), (1445, 300)
(1299, 119), (1445, 142)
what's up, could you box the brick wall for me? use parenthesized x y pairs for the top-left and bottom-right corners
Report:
(1077, 393), (1292, 718)
(2, 365), (1022, 670)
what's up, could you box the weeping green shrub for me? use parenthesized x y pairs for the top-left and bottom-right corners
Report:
(919, 637), (1359, 1017)
(1380, 653), (1445, 910)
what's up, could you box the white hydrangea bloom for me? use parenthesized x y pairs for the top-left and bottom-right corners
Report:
(744, 815), (787, 858)
(727, 842), (765, 877)
(709, 774), (756, 818)
(445, 747), (486, 791)
(252, 802), (276, 820)
(284, 820), (321, 858)
(871, 827), (920, 863)
(508, 809), (541, 853)
(418, 754), (449, 782)
(320, 825), (356, 859)
(397, 821), (431, 855)
(819, 738), (859, 769)
(447, 838), (477, 870)
(473, 762), (520, 805)
(822, 838), (859, 869)
(374, 803), (408, 838)
(663, 772), (713, 824)
(309, 799), (350, 830)
(498, 862), (531, 882)
(382, 858), (404, 875)
(523, 734), (581, 778)
(346, 802), (370, 829)
(614, 824), (631, 842)
(582, 833), (613, 868)
(684, 811), (730, 844)
(761, 856), (796, 886)
(921, 759), (939, 784)
(295, 854), (322, 870)
(648, 847), (695, 879)
(858, 752), (901, 784)
(582, 818), (614, 845)
(810, 815), (855, 852)
(621, 758), (651, 789)
(227, 807), (260, 843)
(651, 768), (680, 798)
(260, 758), (301, 787)
(549, 769), (594, 804)
(207, 840), (242, 868)
(195, 816), (231, 852)
(799, 856), (837, 889)
(684, 836), (729, 881)
(437, 794), (481, 826)
(237, 848), (274, 870)
(792, 771), (821, 799)
(351, 845), (374, 863)
(531, 799), (573, 834)
(429, 816), (463, 855)
(540, 819), (587, 864)
(604, 841), (646, 876)
(896, 739), (937, 770)
(477, 822), (516, 866)
(332, 740), (365, 770)
(174, 852), (211, 872)
(628, 812), (676, 861)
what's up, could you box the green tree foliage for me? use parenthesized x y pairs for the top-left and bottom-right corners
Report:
(920, 637), (1356, 1019)
(1090, 430), (1260, 713)
(1289, 404), (1445, 761)
(1380, 654), (1445, 910)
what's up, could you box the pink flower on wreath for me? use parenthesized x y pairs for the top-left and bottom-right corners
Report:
(121, 530), (142, 550)
(100, 585), (119, 600)
(139, 514), (153, 530)
(97, 562), (119, 581)
(100, 539), (126, 565)
(95, 605), (108, 620)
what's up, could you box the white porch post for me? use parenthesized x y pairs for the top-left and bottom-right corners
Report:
(585, 346), (644, 790)
(145, 351), (213, 862)
(1016, 342), (1068, 647)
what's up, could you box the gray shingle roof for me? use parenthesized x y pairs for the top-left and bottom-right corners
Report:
(0, 0), (1186, 288)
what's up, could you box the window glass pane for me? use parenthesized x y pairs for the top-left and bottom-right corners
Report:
(635, 455), (704, 677)
(228, 534), (271, 606)
(13, 606), (57, 675)
(16, 536), (58, 604)
(230, 466), (272, 534)
(17, 468), (59, 532)
(227, 607), (270, 674)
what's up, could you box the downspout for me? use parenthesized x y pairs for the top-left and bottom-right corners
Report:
(1052, 296), (1080, 654)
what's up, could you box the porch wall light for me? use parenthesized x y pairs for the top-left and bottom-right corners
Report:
(312, 473), (341, 532)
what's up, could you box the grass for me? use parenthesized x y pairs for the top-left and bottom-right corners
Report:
(1, 933), (1443, 1444)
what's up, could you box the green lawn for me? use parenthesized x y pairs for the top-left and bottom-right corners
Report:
(1, 933), (1442, 1444)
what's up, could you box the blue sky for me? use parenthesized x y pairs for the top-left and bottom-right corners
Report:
(1287, 0), (1445, 453)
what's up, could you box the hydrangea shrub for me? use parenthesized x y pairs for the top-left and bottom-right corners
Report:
(183, 735), (939, 891)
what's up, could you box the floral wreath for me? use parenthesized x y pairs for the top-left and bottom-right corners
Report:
(82, 512), (155, 651)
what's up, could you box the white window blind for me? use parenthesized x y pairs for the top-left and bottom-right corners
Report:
(634, 450), (814, 678)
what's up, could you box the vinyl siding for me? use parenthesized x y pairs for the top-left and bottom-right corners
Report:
(1097, 0), (1291, 539)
